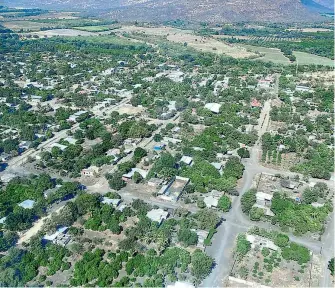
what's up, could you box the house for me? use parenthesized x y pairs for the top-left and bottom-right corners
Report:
(204, 103), (221, 113)
(0, 217), (7, 224)
(295, 85), (313, 93)
(180, 156), (193, 166)
(251, 98), (262, 108)
(256, 192), (273, 206)
(146, 208), (169, 225)
(246, 234), (278, 251)
(158, 176), (190, 202)
(204, 196), (219, 208)
(191, 229), (209, 249)
(211, 162), (223, 174)
(68, 110), (87, 122)
(154, 143), (166, 151)
(18, 199), (36, 209)
(81, 166), (100, 177)
(64, 137), (77, 145)
(50, 143), (67, 151)
(102, 197), (121, 207)
(280, 179), (299, 190)
(172, 126), (180, 133)
(43, 226), (70, 247)
(122, 168), (148, 181)
(148, 177), (164, 187)
(19, 141), (32, 150)
(167, 282), (195, 288)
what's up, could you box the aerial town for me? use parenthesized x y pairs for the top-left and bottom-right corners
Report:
(0, 4), (334, 288)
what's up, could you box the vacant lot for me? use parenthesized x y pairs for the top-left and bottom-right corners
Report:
(115, 25), (256, 59)
(240, 44), (290, 64)
(293, 51), (334, 66)
(287, 28), (333, 32)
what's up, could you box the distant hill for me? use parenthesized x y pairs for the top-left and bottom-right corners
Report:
(3, 0), (331, 22)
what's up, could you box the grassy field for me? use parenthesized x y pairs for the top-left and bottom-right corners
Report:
(240, 44), (290, 64)
(2, 20), (47, 31)
(293, 51), (334, 66)
(73, 26), (111, 32)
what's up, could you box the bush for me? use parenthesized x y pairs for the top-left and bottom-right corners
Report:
(261, 247), (270, 257)
(274, 233), (289, 247)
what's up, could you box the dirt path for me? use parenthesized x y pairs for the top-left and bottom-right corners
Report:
(17, 205), (64, 245)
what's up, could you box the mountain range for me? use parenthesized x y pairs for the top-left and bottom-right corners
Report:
(4, 0), (334, 22)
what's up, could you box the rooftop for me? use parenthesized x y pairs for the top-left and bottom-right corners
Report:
(18, 199), (36, 209)
(204, 103), (221, 113)
(146, 208), (169, 224)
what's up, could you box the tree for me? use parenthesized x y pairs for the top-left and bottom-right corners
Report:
(328, 258), (334, 276)
(133, 147), (147, 162)
(153, 134), (162, 142)
(237, 148), (250, 158)
(178, 228), (198, 247)
(236, 234), (251, 257)
(191, 250), (213, 281)
(132, 172), (143, 184)
(194, 209), (220, 230)
(218, 195), (231, 212)
(249, 207), (264, 221)
(108, 173), (126, 191)
(241, 189), (256, 214)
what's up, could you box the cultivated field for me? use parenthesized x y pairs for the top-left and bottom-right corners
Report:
(293, 51), (334, 66)
(27, 28), (99, 37)
(240, 44), (290, 64)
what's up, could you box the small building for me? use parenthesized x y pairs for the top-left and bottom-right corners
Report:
(50, 143), (67, 151)
(251, 98), (262, 108)
(81, 166), (100, 177)
(148, 177), (164, 187)
(295, 85), (313, 93)
(64, 137), (77, 145)
(246, 234), (278, 251)
(256, 192), (273, 206)
(0, 173), (17, 183)
(102, 197), (121, 207)
(43, 226), (70, 247)
(167, 282), (195, 288)
(122, 168), (148, 181)
(18, 199), (36, 209)
(180, 156), (193, 166)
(280, 179), (299, 190)
(204, 196), (219, 208)
(204, 103), (221, 113)
(146, 208), (169, 225)
(124, 138), (141, 147)
(277, 144), (286, 151)
(68, 110), (87, 122)
(191, 229), (209, 249)
(211, 162), (223, 174)
(117, 203), (128, 212)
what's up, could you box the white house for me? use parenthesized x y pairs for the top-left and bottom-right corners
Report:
(146, 208), (169, 225)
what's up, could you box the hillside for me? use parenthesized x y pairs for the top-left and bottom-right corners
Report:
(3, 0), (329, 22)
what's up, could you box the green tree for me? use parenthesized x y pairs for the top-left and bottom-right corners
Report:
(218, 195), (231, 212)
(241, 189), (256, 214)
(177, 228), (198, 247)
(237, 148), (250, 158)
(108, 173), (126, 191)
(328, 258), (334, 276)
(191, 250), (213, 281)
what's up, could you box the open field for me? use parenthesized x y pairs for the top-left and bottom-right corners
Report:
(27, 28), (99, 37)
(239, 44), (290, 64)
(2, 20), (48, 31)
(293, 51), (334, 66)
(73, 25), (111, 32)
(115, 25), (257, 59)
